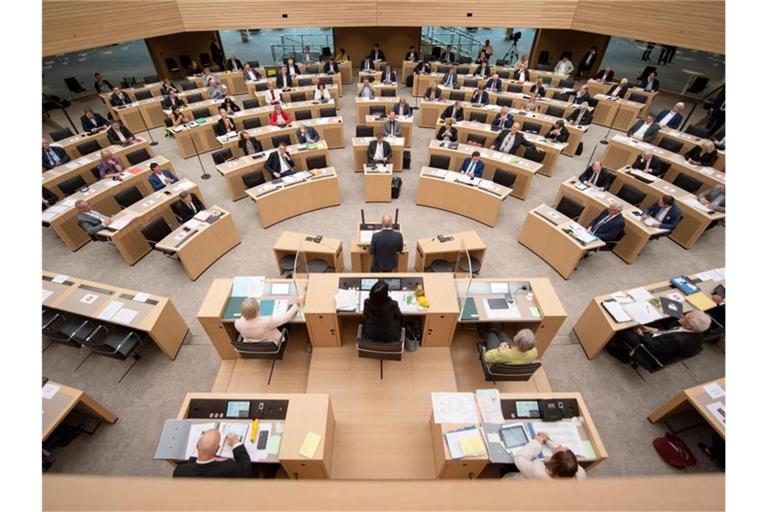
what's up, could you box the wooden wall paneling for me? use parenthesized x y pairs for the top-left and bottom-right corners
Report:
(145, 31), (219, 79)
(333, 27), (422, 70)
(530, 29), (611, 72)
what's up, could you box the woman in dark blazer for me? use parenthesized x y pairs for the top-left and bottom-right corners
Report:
(362, 280), (402, 342)
(237, 131), (263, 156)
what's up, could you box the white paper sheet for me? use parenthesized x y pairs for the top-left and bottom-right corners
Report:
(603, 300), (631, 322)
(627, 287), (654, 302)
(530, 421), (586, 458)
(133, 292), (150, 303)
(705, 401), (725, 428)
(490, 282), (509, 294)
(482, 299), (521, 319)
(475, 389), (504, 424)
(432, 392), (478, 424)
(97, 301), (125, 320)
(42, 383), (60, 399)
(52, 274), (69, 284)
(622, 301), (663, 324)
(703, 382), (725, 400)
(42, 289), (53, 302)
(270, 283), (290, 295)
(113, 308), (139, 325)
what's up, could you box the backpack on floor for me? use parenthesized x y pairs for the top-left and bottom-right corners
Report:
(391, 177), (403, 199)
(403, 150), (411, 170)
(575, 142), (584, 155)
(406, 74), (414, 87)
(653, 433), (697, 469)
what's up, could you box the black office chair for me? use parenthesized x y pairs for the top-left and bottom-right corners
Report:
(437, 65), (450, 73)
(479, 346), (541, 382)
(80, 323), (144, 381)
(191, 108), (211, 119)
(58, 175), (87, 196)
(232, 329), (289, 362)
(369, 106), (386, 116)
(199, 53), (212, 67)
(242, 117), (262, 130)
(242, 99), (260, 110)
(271, 134), (292, 148)
(656, 160), (671, 178)
(134, 90), (153, 101)
(212, 148), (234, 165)
(278, 255), (297, 277)
(628, 92), (647, 104)
(546, 106), (565, 118)
(522, 121), (541, 134)
(356, 125), (374, 137)
(449, 91), (464, 101)
(658, 137), (684, 154)
(140, 216), (173, 248)
(463, 78), (478, 89)
(247, 60), (260, 68)
(540, 78), (552, 86)
(114, 186), (144, 209)
(305, 155), (327, 170)
(587, 97), (599, 108)
(306, 65), (322, 74)
(495, 97), (513, 108)
(242, 171), (266, 190)
(298, 78), (314, 87)
(356, 324), (406, 379)
(319, 107), (336, 118)
(64, 77), (86, 94)
(49, 127), (74, 141)
(601, 168), (617, 188)
(457, 256), (482, 276)
(672, 173), (704, 193)
(290, 92), (306, 102)
(523, 146), (545, 163)
(294, 110), (312, 121)
(76, 139), (102, 156)
(307, 259), (330, 273)
(319, 76), (334, 86)
(559, 79), (575, 89)
(429, 154), (451, 170)
(180, 80), (196, 91)
(381, 88), (396, 97)
(457, 67), (470, 75)
(684, 125), (710, 138)
(556, 195), (585, 221)
(552, 91), (572, 102)
(492, 169), (516, 189)
(254, 82), (269, 92)
(427, 259), (454, 273)
(42, 311), (92, 348)
(165, 58), (181, 74)
(466, 134), (486, 146)
(617, 184), (647, 206)
(186, 93), (203, 104)
(126, 148), (151, 165)
(469, 111), (487, 123)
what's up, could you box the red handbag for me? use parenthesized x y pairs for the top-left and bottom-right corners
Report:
(653, 433), (698, 468)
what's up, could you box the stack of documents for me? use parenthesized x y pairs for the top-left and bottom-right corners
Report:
(445, 427), (486, 459)
(359, 230), (377, 244)
(622, 301), (663, 324)
(565, 223), (599, 245)
(232, 276), (265, 298)
(334, 289), (359, 311)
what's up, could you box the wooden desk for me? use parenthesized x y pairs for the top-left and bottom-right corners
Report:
(197, 277), (307, 359)
(654, 127), (725, 171)
(626, 87), (658, 116)
(245, 167), (340, 228)
(246, 76), (342, 99)
(608, 166), (725, 249)
(427, 139), (541, 200)
(338, 61), (353, 83)
(42, 158), (170, 251)
(364, 164), (393, 202)
(43, 381), (117, 442)
(430, 392), (607, 479)
(111, 88), (210, 131)
(272, 231), (344, 274)
(356, 82), (399, 97)
(601, 134), (725, 193)
(554, 177), (666, 263)
(414, 231), (486, 273)
(355, 97), (401, 124)
(154, 207), (240, 280)
(352, 137), (405, 171)
(216, 141), (331, 201)
(97, 179), (205, 265)
(585, 78), (616, 97)
(176, 392), (334, 479)
(518, 204), (605, 279)
(358, 70), (383, 83)
(303, 273), (459, 347)
(592, 94), (645, 131)
(416, 167), (512, 227)
(571, 268), (724, 359)
(217, 117), (345, 156)
(402, 60), (417, 83)
(648, 378), (725, 439)
(363, 114), (413, 147)
(350, 223), (409, 273)
(53, 130), (110, 161)
(43, 270), (189, 359)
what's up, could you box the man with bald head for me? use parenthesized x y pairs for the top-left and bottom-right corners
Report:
(369, 213), (403, 272)
(173, 429), (251, 478)
(490, 122), (534, 155)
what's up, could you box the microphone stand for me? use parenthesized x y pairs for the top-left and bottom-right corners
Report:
(188, 129), (211, 180)
(600, 98), (623, 144)
(137, 101), (159, 146)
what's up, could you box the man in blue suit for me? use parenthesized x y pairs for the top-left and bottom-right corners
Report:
(642, 195), (682, 231)
(148, 162), (179, 191)
(42, 138), (70, 170)
(588, 201), (625, 243)
(470, 87), (489, 105)
(459, 151), (484, 178)
(655, 102), (685, 129)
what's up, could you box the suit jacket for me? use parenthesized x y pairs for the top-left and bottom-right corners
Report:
(393, 103), (412, 116)
(360, 59), (375, 72)
(324, 61), (339, 74)
(94, 79), (113, 93)
(415, 62), (432, 74)
(172, 195), (206, 222)
(215, 117), (237, 136)
(110, 92), (133, 107)
(107, 125), (134, 145)
(77, 212), (107, 237)
(627, 120), (660, 142)
(474, 65), (490, 77)
(265, 151), (295, 177)
(588, 210), (625, 242)
(643, 78), (660, 92)
(607, 83), (629, 98)
(162, 96), (186, 110)
(381, 71), (397, 83)
(567, 108), (593, 126)
(514, 69), (530, 82)
(436, 126), (457, 142)
(545, 126), (569, 143)
(80, 113), (109, 132)
(440, 105), (464, 121)
(573, 91), (591, 104)
(529, 84), (546, 97)
(42, 187), (58, 210)
(369, 50), (385, 61)
(440, 51), (456, 64)
(631, 329), (703, 364)
(173, 444), (251, 478)
(655, 110), (683, 129)
(243, 68), (262, 82)
(285, 63), (301, 76)
(460, 158), (484, 178)
(296, 126), (320, 144)
(42, 146), (70, 170)
(579, 166), (612, 189)
(684, 146), (718, 167)
(471, 91), (489, 105)
(148, 170), (179, 191)
(367, 140), (392, 162)
(383, 119), (401, 137)
(441, 73), (457, 87)
(423, 87), (442, 100)
(491, 129), (532, 154)
(238, 137), (264, 156)
(643, 203), (682, 230)
(483, 78), (502, 92)
(632, 155), (663, 176)
(593, 69), (615, 82)
(405, 51), (419, 61)
(275, 74), (292, 89)
(369, 229), (403, 272)
(362, 297), (402, 341)
(491, 114), (514, 130)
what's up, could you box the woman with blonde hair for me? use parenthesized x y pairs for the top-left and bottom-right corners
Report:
(234, 296), (304, 347)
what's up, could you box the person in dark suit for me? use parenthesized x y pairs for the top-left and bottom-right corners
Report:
(655, 102), (684, 129)
(42, 138), (70, 170)
(632, 151), (663, 176)
(148, 162), (179, 191)
(459, 152), (484, 178)
(474, 61), (491, 78)
(106, 120), (135, 145)
(219, 97), (241, 114)
(513, 65), (530, 83)
(381, 65), (397, 84)
(242, 63), (261, 82)
(215, 108), (237, 136)
(484, 73), (502, 93)
(296, 125), (320, 144)
(627, 114), (660, 142)
(173, 191), (206, 222)
(579, 161), (611, 189)
(423, 82), (442, 100)
(490, 122), (533, 154)
(187, 60), (203, 76)
(237, 131), (263, 156)
(567, 102), (593, 126)
(587, 201), (625, 242)
(642, 195), (682, 231)
(544, 120), (569, 143)
(210, 37), (225, 69)
(225, 53), (243, 72)
(577, 46), (598, 77)
(323, 59), (339, 74)
(285, 58), (301, 77)
(684, 140), (718, 167)
(441, 68), (457, 87)
(110, 86), (133, 107)
(573, 85), (591, 105)
(593, 66), (614, 83)
(414, 60), (432, 74)
(42, 187), (58, 210)
(440, 45), (456, 64)
(360, 57), (375, 72)
(367, 133), (392, 164)
(362, 279), (402, 340)
(275, 66), (292, 89)
(159, 78), (178, 96)
(606, 78), (629, 98)
(529, 78), (546, 97)
(173, 429), (251, 478)
(440, 101), (464, 121)
(265, 143), (295, 179)
(405, 46), (419, 62)
(369, 214), (403, 273)
(492, 108), (514, 130)
(393, 98), (412, 117)
(470, 87), (489, 105)
(94, 72), (113, 94)
(80, 108), (109, 133)
(162, 90), (186, 111)
(369, 44), (386, 62)
(436, 118), (457, 142)
(643, 71), (660, 92)
(76, 199), (112, 237)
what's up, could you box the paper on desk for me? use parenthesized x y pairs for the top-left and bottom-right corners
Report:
(582, 440), (597, 460)
(271, 283), (291, 295)
(432, 392), (478, 424)
(334, 289), (359, 311)
(459, 436), (486, 457)
(42, 383), (60, 400)
(703, 382), (725, 400)
(141, 199), (156, 208)
(643, 217), (659, 227)
(172, 181), (195, 192)
(110, 212), (139, 231)
(232, 276), (265, 298)
(627, 287), (654, 302)
(42, 289), (53, 302)
(299, 432), (322, 458)
(52, 274), (69, 284)
(266, 435), (282, 455)
(113, 308), (139, 325)
(97, 301), (125, 321)
(686, 291), (716, 311)
(475, 389), (504, 424)
(611, 291), (633, 304)
(706, 401), (725, 428)
(60, 199), (76, 208)
(483, 300), (521, 320)
(530, 422), (586, 458)
(622, 301), (663, 324)
(529, 307), (540, 318)
(602, 300), (631, 323)
(490, 282), (509, 294)
(445, 427), (483, 459)
(244, 422), (273, 461)
(359, 230), (376, 244)
(683, 197), (711, 212)
(133, 292), (150, 303)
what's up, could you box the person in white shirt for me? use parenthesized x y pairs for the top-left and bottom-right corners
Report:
(207, 78), (226, 100)
(607, 78), (629, 98)
(242, 63), (261, 82)
(383, 111), (401, 137)
(358, 79), (375, 99)
(508, 432), (586, 480)
(554, 55), (574, 75)
(627, 113), (660, 142)
(656, 102), (685, 128)
(300, 45), (313, 64)
(314, 82), (332, 101)
(263, 82), (283, 106)
(235, 296), (304, 346)
(201, 67), (215, 86)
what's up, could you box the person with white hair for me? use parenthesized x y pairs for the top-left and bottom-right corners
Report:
(483, 328), (538, 365)
(567, 101), (593, 126)
(655, 102), (685, 129)
(607, 78), (630, 98)
(587, 200), (625, 243)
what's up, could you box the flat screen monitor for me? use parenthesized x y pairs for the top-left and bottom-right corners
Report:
(225, 401), (251, 418)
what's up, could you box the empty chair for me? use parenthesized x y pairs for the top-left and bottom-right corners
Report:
(429, 154), (451, 170)
(381, 88), (396, 97)
(49, 127), (74, 141)
(89, 166), (102, 180)
(672, 173), (704, 193)
(199, 53), (212, 67)
(469, 111), (487, 123)
(180, 80), (196, 91)
(126, 148), (151, 165)
(449, 91), (464, 101)
(134, 89), (153, 100)
(319, 76), (334, 86)
(492, 169), (517, 189)
(298, 78), (314, 87)
(254, 82), (269, 92)
(319, 107), (336, 118)
(617, 184), (646, 206)
(307, 259), (329, 273)
(540, 78), (552, 86)
(456, 66), (470, 75)
(76, 139), (101, 156)
(114, 186), (144, 209)
(369, 106), (386, 116)
(437, 65), (450, 73)
(559, 79), (575, 89)
(278, 254), (296, 276)
(546, 106), (565, 118)
(64, 77), (86, 94)
(186, 93), (203, 104)
(457, 256), (482, 276)
(58, 175), (87, 196)
(427, 259), (454, 273)
(305, 155), (327, 170)
(242, 117), (262, 130)
(507, 84), (523, 93)
(466, 133), (486, 146)
(587, 97), (599, 108)
(496, 70), (510, 79)
(463, 78), (478, 89)
(271, 134), (292, 147)
(247, 60), (260, 68)
(241, 171), (265, 190)
(164, 58), (180, 73)
(552, 91), (571, 102)
(81, 323), (144, 380)
(212, 148), (233, 165)
(684, 124), (710, 138)
(294, 110), (312, 121)
(191, 108), (211, 119)
(290, 92), (305, 102)
(556, 195), (585, 220)
(356, 125), (374, 137)
(495, 97), (513, 108)
(658, 137), (684, 153)
(140, 216), (172, 248)
(523, 146), (545, 163)
(242, 99), (260, 110)
(43, 311), (92, 348)
(656, 160), (671, 177)
(522, 121), (541, 134)
(628, 92), (647, 103)
(232, 328), (289, 360)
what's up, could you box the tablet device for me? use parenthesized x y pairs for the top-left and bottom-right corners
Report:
(499, 424), (530, 451)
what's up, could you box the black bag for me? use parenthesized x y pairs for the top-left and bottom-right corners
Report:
(391, 177), (402, 198)
(403, 150), (411, 169)
(406, 74), (414, 87)
(606, 336), (662, 371)
(575, 142), (583, 155)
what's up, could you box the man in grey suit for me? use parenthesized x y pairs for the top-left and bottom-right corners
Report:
(76, 200), (112, 238)
(383, 111), (401, 137)
(369, 214), (403, 272)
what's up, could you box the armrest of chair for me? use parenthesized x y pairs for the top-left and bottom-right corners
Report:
(69, 320), (96, 342)
(84, 323), (108, 344)
(112, 331), (142, 355)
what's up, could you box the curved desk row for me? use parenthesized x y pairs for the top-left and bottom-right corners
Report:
(216, 117), (345, 156)
(246, 82), (341, 104)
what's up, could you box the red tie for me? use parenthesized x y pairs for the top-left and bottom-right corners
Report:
(271, 90), (275, 100)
